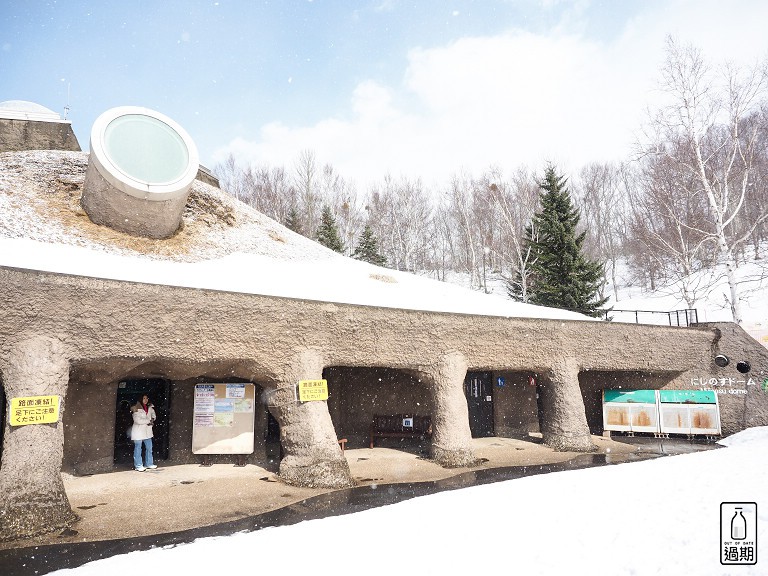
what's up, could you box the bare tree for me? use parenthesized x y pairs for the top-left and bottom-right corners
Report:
(442, 173), (481, 287)
(628, 145), (714, 308)
(573, 162), (629, 302)
(485, 167), (540, 302)
(643, 37), (768, 322)
(213, 153), (245, 201)
(366, 175), (434, 272)
(293, 149), (322, 237)
(318, 164), (364, 256)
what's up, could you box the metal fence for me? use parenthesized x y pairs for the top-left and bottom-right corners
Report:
(604, 308), (699, 327)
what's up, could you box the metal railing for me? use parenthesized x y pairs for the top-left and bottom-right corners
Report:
(603, 308), (698, 327)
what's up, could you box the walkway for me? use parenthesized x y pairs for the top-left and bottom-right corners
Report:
(0, 434), (718, 575)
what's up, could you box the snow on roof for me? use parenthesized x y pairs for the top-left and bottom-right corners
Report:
(0, 100), (67, 122)
(0, 150), (593, 322)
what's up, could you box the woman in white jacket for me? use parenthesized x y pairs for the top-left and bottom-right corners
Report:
(131, 395), (157, 471)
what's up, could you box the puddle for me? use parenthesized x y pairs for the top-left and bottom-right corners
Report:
(1, 438), (719, 576)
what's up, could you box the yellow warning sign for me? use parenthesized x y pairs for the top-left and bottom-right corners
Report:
(10, 395), (60, 426)
(298, 379), (329, 402)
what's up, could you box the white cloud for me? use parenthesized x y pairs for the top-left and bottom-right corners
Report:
(212, 0), (768, 189)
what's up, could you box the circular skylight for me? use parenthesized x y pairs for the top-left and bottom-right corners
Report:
(103, 114), (189, 184)
(89, 106), (198, 200)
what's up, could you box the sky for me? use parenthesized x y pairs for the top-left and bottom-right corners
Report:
(3, 0), (768, 190)
(50, 427), (767, 575)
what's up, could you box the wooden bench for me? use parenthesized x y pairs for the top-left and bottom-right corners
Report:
(369, 414), (432, 449)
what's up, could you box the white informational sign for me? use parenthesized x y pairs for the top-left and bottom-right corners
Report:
(192, 383), (256, 454)
(194, 385), (215, 414)
(403, 417), (414, 428)
(226, 384), (246, 398)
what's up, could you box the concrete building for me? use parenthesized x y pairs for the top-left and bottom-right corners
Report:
(0, 115), (766, 542)
(0, 100), (81, 152)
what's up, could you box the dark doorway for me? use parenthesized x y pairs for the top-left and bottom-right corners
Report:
(536, 381), (545, 433)
(265, 409), (281, 462)
(114, 379), (171, 466)
(464, 371), (494, 437)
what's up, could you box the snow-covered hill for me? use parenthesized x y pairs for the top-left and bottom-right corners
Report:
(0, 150), (590, 322)
(431, 255), (768, 347)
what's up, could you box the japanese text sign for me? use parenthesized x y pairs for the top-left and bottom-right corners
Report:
(298, 379), (329, 402)
(10, 395), (60, 426)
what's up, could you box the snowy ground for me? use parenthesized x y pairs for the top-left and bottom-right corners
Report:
(0, 150), (590, 322)
(3, 151), (765, 573)
(448, 254), (768, 347)
(51, 427), (766, 576)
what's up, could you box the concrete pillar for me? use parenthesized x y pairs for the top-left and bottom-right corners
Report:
(0, 336), (78, 542)
(539, 356), (596, 452)
(423, 351), (477, 467)
(267, 349), (353, 488)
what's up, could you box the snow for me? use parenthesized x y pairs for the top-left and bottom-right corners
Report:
(0, 236), (592, 321)
(3, 151), (766, 574)
(51, 427), (768, 576)
(0, 150), (592, 322)
(606, 257), (768, 348)
(607, 259), (768, 324)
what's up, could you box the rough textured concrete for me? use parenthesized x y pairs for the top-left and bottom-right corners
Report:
(0, 337), (78, 542)
(3, 152), (768, 543)
(0, 118), (81, 152)
(325, 366), (433, 443)
(696, 322), (768, 435)
(539, 356), (596, 452)
(0, 435), (641, 549)
(270, 349), (353, 488)
(81, 160), (190, 239)
(422, 352), (477, 467)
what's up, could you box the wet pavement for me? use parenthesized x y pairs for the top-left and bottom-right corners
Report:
(0, 437), (719, 576)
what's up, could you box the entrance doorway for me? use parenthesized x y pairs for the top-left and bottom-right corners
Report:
(114, 379), (171, 466)
(465, 371), (494, 437)
(265, 410), (281, 463)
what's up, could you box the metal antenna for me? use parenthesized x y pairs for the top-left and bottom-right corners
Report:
(63, 82), (70, 120)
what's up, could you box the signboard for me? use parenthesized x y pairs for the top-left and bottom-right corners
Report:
(659, 390), (717, 404)
(602, 390), (658, 433)
(602, 389), (721, 436)
(298, 379), (328, 402)
(659, 390), (720, 435)
(192, 383), (255, 454)
(10, 395), (60, 426)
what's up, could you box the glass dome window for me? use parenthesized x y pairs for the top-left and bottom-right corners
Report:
(88, 106), (199, 201)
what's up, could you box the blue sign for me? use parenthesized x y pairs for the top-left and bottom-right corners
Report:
(496, 376), (505, 387)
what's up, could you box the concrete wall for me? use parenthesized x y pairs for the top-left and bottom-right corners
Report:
(1, 265), (766, 474)
(681, 323), (768, 436)
(326, 367), (432, 447)
(578, 370), (679, 434)
(61, 370), (278, 473)
(62, 379), (117, 474)
(492, 371), (540, 436)
(0, 119), (81, 152)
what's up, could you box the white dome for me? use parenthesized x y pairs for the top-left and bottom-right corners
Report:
(0, 100), (64, 122)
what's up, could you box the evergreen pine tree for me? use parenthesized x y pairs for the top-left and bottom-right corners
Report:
(284, 207), (303, 236)
(352, 225), (387, 266)
(522, 165), (609, 317)
(315, 205), (344, 253)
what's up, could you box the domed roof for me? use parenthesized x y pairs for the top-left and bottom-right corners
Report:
(0, 100), (64, 122)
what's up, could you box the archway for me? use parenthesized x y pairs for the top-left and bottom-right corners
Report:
(323, 366), (432, 452)
(113, 378), (171, 467)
